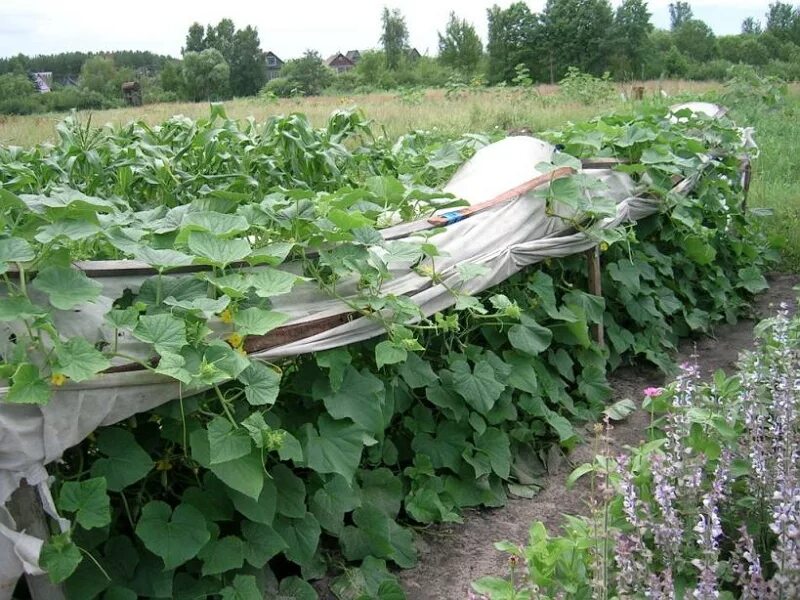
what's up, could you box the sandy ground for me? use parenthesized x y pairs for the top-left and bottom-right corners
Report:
(396, 273), (799, 600)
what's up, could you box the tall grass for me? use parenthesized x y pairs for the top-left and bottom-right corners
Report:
(746, 93), (800, 270)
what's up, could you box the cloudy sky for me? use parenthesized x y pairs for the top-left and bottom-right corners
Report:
(0, 0), (775, 61)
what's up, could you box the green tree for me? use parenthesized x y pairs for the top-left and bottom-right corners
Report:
(486, 2), (542, 84)
(205, 18), (236, 63)
(669, 1), (693, 29)
(0, 73), (36, 98)
(229, 26), (267, 97)
(160, 59), (184, 96)
(278, 50), (333, 96)
(437, 12), (483, 76)
(79, 56), (118, 96)
(766, 2), (798, 42)
(184, 23), (206, 53)
(742, 16), (763, 35)
(673, 19), (717, 62)
(182, 48), (230, 101)
(543, 0), (615, 78)
(611, 0), (653, 77)
(381, 7), (410, 70)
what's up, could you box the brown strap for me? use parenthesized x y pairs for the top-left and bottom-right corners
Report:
(427, 166), (575, 227)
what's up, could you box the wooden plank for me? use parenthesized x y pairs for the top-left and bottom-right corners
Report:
(586, 246), (604, 347)
(6, 480), (67, 600)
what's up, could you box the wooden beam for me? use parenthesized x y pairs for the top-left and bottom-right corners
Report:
(586, 246), (604, 347)
(6, 480), (67, 600)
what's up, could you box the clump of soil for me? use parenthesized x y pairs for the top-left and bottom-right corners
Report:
(398, 273), (798, 600)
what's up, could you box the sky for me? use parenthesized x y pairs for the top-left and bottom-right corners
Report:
(0, 0), (776, 61)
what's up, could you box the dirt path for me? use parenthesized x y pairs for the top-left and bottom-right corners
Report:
(398, 273), (799, 600)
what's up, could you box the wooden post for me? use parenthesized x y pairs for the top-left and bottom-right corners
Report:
(6, 480), (67, 600)
(586, 246), (604, 347)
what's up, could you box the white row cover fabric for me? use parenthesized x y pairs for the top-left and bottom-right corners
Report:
(0, 103), (730, 594)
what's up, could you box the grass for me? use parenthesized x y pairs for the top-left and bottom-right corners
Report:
(0, 80), (716, 146)
(745, 94), (800, 270)
(0, 78), (797, 271)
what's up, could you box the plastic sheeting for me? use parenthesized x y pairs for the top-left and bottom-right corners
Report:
(0, 103), (729, 594)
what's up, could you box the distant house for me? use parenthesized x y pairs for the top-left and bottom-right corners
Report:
(31, 72), (52, 93)
(326, 52), (356, 74)
(407, 48), (421, 61)
(265, 51), (284, 81)
(345, 50), (361, 64)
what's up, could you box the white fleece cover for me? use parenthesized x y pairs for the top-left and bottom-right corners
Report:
(0, 103), (730, 594)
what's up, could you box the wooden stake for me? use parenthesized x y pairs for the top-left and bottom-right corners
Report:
(6, 480), (67, 600)
(586, 246), (604, 347)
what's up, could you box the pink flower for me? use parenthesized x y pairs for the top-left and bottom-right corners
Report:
(644, 387), (665, 398)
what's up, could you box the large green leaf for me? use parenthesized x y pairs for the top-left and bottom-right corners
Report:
(207, 417), (252, 464)
(220, 575), (261, 600)
(279, 576), (319, 600)
(190, 429), (264, 500)
(134, 501), (210, 570)
(198, 536), (244, 576)
(309, 474), (361, 535)
(233, 307), (288, 336)
(241, 522), (286, 567)
(55, 338), (110, 382)
(398, 352), (438, 388)
(274, 513), (321, 568)
(6, 363), (51, 405)
(450, 360), (504, 414)
(133, 247), (195, 270)
(238, 362), (281, 406)
(737, 266), (769, 293)
(684, 235), (716, 265)
(228, 475), (277, 525)
(40, 532), (82, 584)
(0, 296), (47, 321)
(182, 211), (249, 237)
(301, 415), (369, 481)
(133, 313), (187, 355)
(473, 427), (511, 479)
(322, 366), (385, 435)
(360, 468), (403, 518)
(32, 266), (102, 310)
(188, 231), (251, 267)
(340, 506), (417, 568)
(508, 320), (553, 356)
(90, 428), (154, 491)
(57, 477), (110, 529)
(0, 237), (34, 263)
(249, 267), (301, 297)
(272, 463), (307, 519)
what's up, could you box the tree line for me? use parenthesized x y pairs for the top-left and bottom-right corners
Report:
(1, 1), (799, 115)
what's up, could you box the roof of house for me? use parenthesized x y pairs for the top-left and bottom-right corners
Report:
(345, 50), (361, 61)
(326, 52), (355, 67)
(265, 51), (284, 63)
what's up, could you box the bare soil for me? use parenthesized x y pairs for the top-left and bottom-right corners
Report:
(397, 273), (799, 600)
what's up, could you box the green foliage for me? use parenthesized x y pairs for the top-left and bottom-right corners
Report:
(270, 50), (334, 97)
(438, 11), (484, 76)
(558, 68), (616, 105)
(381, 7), (410, 70)
(486, 2), (541, 84)
(0, 105), (775, 595)
(673, 19), (718, 62)
(544, 0), (615, 78)
(0, 73), (36, 99)
(182, 48), (230, 101)
(473, 308), (800, 599)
